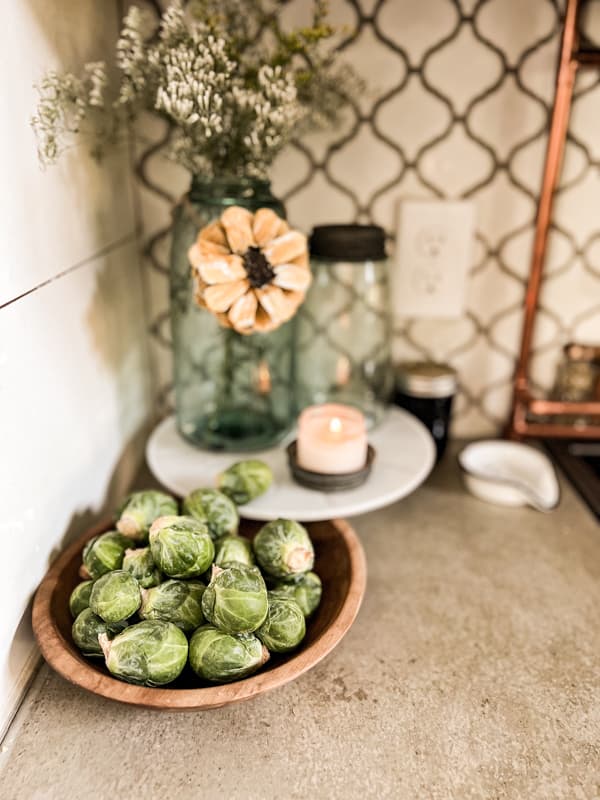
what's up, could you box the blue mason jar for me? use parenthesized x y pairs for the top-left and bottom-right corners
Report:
(170, 177), (296, 451)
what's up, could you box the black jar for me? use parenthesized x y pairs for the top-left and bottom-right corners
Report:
(393, 362), (457, 461)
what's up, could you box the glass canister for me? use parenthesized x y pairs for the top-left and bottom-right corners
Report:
(295, 225), (393, 427)
(393, 362), (457, 461)
(170, 176), (296, 451)
(552, 342), (600, 402)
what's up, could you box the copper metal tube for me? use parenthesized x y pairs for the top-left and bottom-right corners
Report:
(507, 0), (600, 440)
(513, 420), (600, 439)
(528, 398), (600, 417)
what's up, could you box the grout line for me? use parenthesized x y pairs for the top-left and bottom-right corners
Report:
(0, 231), (138, 312)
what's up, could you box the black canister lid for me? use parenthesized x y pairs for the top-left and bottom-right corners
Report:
(395, 362), (457, 398)
(309, 224), (387, 262)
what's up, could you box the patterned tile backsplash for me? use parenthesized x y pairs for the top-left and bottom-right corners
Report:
(135, 0), (600, 436)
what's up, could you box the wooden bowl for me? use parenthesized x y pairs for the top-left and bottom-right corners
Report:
(32, 518), (366, 709)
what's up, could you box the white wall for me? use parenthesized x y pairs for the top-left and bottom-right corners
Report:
(0, 1), (153, 736)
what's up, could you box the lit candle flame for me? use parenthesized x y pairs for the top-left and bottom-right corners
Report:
(329, 417), (343, 434)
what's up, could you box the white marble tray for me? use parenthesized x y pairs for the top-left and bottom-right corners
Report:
(146, 408), (436, 521)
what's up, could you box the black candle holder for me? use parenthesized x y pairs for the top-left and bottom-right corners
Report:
(286, 441), (376, 492)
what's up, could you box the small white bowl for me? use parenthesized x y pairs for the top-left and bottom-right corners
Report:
(458, 440), (560, 512)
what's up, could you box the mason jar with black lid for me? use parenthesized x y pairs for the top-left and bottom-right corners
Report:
(295, 224), (393, 427)
(394, 362), (457, 461)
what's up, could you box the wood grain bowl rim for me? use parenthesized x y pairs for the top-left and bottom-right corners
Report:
(32, 518), (366, 710)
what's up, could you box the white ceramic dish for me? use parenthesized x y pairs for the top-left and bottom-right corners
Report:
(146, 408), (436, 521)
(458, 440), (560, 512)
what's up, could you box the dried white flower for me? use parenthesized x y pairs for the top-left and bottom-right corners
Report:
(32, 0), (358, 176)
(31, 64), (109, 166)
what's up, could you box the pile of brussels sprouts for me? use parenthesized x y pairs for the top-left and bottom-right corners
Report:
(69, 460), (322, 687)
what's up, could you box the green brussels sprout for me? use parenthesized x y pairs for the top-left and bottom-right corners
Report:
(71, 608), (127, 657)
(122, 547), (162, 589)
(149, 516), (215, 579)
(202, 564), (268, 634)
(69, 580), (94, 618)
(253, 519), (314, 579)
(257, 594), (306, 653)
(89, 570), (141, 623)
(139, 579), (205, 632)
(189, 625), (269, 683)
(82, 531), (131, 580)
(217, 460), (272, 505)
(116, 490), (178, 542)
(99, 620), (188, 686)
(182, 488), (239, 541)
(270, 572), (322, 617)
(214, 535), (254, 568)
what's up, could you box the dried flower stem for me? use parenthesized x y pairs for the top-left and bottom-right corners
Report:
(31, 0), (360, 177)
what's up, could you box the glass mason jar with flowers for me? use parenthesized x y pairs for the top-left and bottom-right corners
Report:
(32, 0), (358, 449)
(171, 179), (310, 449)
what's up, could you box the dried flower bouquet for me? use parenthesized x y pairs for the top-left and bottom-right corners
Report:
(32, 0), (357, 178)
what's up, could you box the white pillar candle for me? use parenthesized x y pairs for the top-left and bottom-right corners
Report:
(296, 404), (368, 474)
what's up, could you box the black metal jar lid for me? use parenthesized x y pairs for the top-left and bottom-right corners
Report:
(395, 361), (457, 398)
(309, 224), (387, 262)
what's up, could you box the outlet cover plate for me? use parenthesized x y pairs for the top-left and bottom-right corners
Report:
(393, 200), (475, 319)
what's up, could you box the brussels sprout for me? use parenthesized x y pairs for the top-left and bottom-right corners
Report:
(202, 564), (268, 634)
(99, 620), (188, 686)
(257, 594), (306, 653)
(217, 460), (272, 505)
(182, 488), (239, 541)
(69, 580), (94, 618)
(82, 531), (131, 580)
(149, 516), (214, 579)
(71, 608), (127, 657)
(253, 519), (314, 579)
(270, 572), (322, 617)
(214, 535), (254, 568)
(89, 570), (141, 623)
(122, 547), (162, 589)
(139, 579), (205, 632)
(189, 625), (269, 683)
(116, 490), (178, 542)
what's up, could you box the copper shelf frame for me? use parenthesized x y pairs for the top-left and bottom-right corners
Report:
(507, 0), (600, 440)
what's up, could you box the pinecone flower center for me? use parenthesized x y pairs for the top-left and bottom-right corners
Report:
(243, 246), (276, 288)
(188, 206), (311, 335)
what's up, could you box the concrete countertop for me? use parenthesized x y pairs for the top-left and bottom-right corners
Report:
(1, 451), (599, 799)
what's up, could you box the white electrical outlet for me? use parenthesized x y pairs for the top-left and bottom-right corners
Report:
(392, 200), (475, 319)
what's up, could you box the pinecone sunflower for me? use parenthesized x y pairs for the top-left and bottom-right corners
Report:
(188, 206), (312, 335)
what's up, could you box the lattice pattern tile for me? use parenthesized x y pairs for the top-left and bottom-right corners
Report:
(135, 0), (600, 436)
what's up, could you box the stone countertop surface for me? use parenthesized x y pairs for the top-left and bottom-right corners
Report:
(1, 452), (599, 800)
